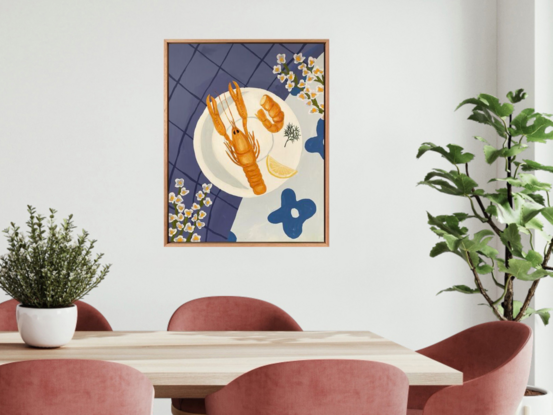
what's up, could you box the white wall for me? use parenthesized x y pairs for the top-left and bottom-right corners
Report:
(534, 0), (553, 392)
(0, 0), (501, 413)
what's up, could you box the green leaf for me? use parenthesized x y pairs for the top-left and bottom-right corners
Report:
(474, 135), (491, 145)
(490, 174), (551, 192)
(437, 285), (482, 295)
(536, 308), (552, 325)
(475, 264), (493, 274)
(419, 169), (478, 197)
(504, 259), (532, 279)
(525, 250), (544, 267)
(427, 213), (468, 238)
(417, 143), (475, 165)
(522, 160), (553, 173)
(478, 93), (514, 118)
(430, 241), (450, 257)
(507, 89), (527, 104)
(541, 207), (553, 225)
(500, 224), (523, 257)
(483, 145), (500, 164)
(451, 173), (478, 194)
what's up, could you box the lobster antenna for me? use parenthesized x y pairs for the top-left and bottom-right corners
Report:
(224, 93), (237, 125)
(218, 95), (233, 125)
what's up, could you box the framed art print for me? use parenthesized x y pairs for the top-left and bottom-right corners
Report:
(164, 40), (328, 246)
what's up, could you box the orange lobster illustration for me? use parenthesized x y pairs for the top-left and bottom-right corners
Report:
(206, 82), (284, 196)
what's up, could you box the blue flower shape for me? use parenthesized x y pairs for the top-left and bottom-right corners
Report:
(305, 118), (324, 159)
(268, 189), (316, 239)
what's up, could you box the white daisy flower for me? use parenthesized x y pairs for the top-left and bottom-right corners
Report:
(297, 92), (308, 101)
(177, 204), (185, 212)
(169, 214), (177, 222)
(287, 73), (294, 81)
(180, 187), (189, 196)
(175, 235), (185, 242)
(184, 209), (193, 218)
(310, 107), (319, 114)
(175, 178), (184, 188)
(199, 211), (207, 219)
(285, 81), (294, 92)
(276, 54), (286, 64)
(273, 65), (282, 74)
(175, 195), (183, 204)
(169, 228), (177, 237)
(192, 214), (198, 222)
(177, 213), (184, 221)
(196, 221), (205, 229)
(191, 233), (201, 242)
(204, 198), (212, 207)
(176, 222), (184, 230)
(196, 191), (205, 201)
(293, 53), (305, 63)
(168, 192), (176, 203)
(308, 56), (316, 67)
(298, 80), (306, 89)
(202, 183), (212, 193)
(298, 63), (307, 70)
(313, 66), (323, 76)
(302, 68), (310, 76)
(184, 223), (194, 233)
(192, 203), (200, 210)
(306, 75), (315, 83)
(277, 74), (286, 83)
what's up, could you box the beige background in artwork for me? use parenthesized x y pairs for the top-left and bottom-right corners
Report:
(2, 0), (553, 413)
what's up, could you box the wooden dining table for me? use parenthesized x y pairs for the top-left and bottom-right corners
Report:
(0, 331), (462, 398)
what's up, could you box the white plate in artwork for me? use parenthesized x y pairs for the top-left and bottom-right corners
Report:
(194, 87), (302, 198)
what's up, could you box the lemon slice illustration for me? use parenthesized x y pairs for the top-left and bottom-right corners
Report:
(266, 155), (298, 179)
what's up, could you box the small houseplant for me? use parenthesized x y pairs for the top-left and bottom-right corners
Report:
(0, 206), (110, 347)
(417, 89), (553, 414)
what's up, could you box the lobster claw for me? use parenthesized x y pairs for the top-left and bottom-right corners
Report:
(206, 95), (228, 138)
(228, 81), (247, 120)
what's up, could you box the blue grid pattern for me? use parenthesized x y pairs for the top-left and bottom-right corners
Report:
(168, 42), (325, 242)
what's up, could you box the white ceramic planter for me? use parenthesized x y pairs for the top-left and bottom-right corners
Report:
(16, 304), (77, 348)
(517, 386), (553, 415)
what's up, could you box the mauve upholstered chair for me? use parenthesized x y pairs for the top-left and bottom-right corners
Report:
(205, 359), (409, 415)
(0, 299), (112, 331)
(167, 296), (302, 415)
(0, 359), (154, 415)
(407, 321), (532, 415)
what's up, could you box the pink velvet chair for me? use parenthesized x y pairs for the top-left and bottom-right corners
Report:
(167, 296), (302, 415)
(0, 359), (154, 414)
(0, 299), (112, 331)
(407, 321), (532, 415)
(206, 359), (409, 415)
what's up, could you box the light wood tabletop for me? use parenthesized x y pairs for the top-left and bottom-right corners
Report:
(0, 331), (462, 398)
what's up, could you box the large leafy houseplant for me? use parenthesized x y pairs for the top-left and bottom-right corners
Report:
(418, 89), (553, 324)
(0, 206), (110, 308)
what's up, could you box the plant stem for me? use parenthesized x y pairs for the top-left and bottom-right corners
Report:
(465, 251), (507, 321)
(516, 238), (553, 321)
(465, 163), (502, 236)
(502, 114), (515, 320)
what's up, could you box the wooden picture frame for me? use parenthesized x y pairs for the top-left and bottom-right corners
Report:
(164, 39), (329, 247)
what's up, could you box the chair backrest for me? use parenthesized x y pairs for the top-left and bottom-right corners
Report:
(417, 321), (532, 382)
(0, 299), (112, 331)
(206, 359), (409, 415)
(0, 359), (154, 415)
(167, 296), (302, 331)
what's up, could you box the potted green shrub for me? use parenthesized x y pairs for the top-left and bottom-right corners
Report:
(417, 89), (553, 414)
(0, 206), (110, 348)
